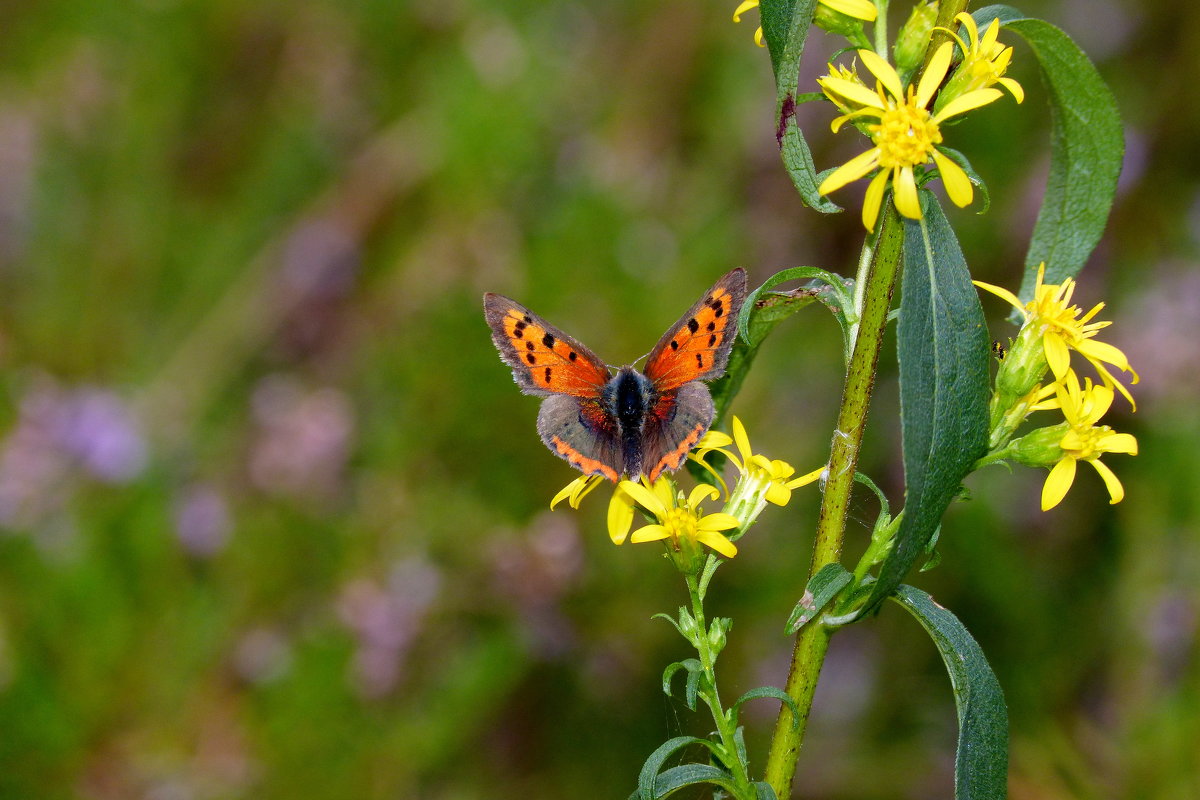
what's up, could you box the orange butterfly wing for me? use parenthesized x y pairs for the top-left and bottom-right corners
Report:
(643, 268), (747, 392)
(484, 294), (612, 397)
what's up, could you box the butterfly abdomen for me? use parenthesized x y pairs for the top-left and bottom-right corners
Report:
(602, 367), (656, 478)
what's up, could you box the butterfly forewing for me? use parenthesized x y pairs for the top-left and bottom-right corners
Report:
(484, 294), (611, 397)
(643, 269), (747, 393)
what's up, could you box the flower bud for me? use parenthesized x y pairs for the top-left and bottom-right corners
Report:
(993, 321), (1049, 414)
(708, 617), (732, 655)
(814, 3), (868, 39)
(1005, 422), (1069, 468)
(893, 2), (937, 73)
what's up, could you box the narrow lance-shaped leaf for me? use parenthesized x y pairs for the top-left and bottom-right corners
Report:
(890, 585), (1009, 799)
(628, 763), (740, 800)
(972, 5), (1124, 297)
(759, 0), (840, 212)
(864, 192), (989, 612)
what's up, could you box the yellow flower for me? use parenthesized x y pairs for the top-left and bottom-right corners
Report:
(817, 43), (1006, 230)
(1036, 371), (1138, 511)
(935, 14), (1024, 111)
(550, 474), (605, 510)
(696, 417), (824, 506)
(612, 478), (741, 558)
(974, 264), (1139, 410)
(733, 0), (877, 47)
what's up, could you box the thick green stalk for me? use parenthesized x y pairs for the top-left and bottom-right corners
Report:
(763, 205), (903, 797)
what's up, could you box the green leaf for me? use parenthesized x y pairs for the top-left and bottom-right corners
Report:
(635, 738), (731, 800)
(785, 562), (853, 633)
(730, 686), (801, 732)
(759, 0), (840, 212)
(662, 659), (702, 700)
(708, 266), (846, 429)
(972, 6), (1124, 295)
(753, 782), (780, 800)
(890, 585), (1009, 799)
(630, 763), (739, 800)
(864, 193), (989, 612)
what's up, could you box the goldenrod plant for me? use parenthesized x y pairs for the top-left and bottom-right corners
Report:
(490, 2), (1132, 797)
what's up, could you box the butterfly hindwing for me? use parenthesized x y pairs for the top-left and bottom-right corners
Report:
(484, 293), (611, 398)
(643, 269), (747, 393)
(536, 394), (623, 482)
(641, 381), (715, 483)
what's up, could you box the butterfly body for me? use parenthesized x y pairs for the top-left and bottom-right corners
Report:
(485, 269), (746, 482)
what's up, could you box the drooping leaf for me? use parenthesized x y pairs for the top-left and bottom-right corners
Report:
(890, 585), (1009, 799)
(864, 193), (989, 612)
(785, 562), (853, 633)
(662, 658), (703, 710)
(972, 6), (1124, 295)
(629, 763), (740, 800)
(759, 0), (840, 212)
(730, 686), (801, 731)
(635, 737), (726, 800)
(707, 267), (847, 431)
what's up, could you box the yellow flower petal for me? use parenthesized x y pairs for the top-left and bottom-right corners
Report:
(1087, 458), (1125, 505)
(1044, 332), (1071, 380)
(630, 524), (670, 543)
(698, 512), (742, 532)
(731, 416), (753, 465)
(892, 166), (921, 219)
(972, 280), (1025, 312)
(857, 49), (904, 102)
(931, 149), (973, 208)
(786, 465), (827, 489)
(821, 77), (888, 111)
(819, 147), (881, 195)
(917, 42), (955, 109)
(1041, 456), (1077, 511)
(732, 0), (759, 22)
(1097, 431), (1138, 455)
(1074, 338), (1132, 371)
(933, 88), (1004, 123)
(998, 77), (1024, 103)
(620, 480), (668, 518)
(821, 0), (878, 21)
(608, 485), (635, 544)
(688, 484), (721, 510)
(766, 483), (792, 506)
(862, 168), (890, 231)
(695, 529), (738, 558)
(697, 430), (733, 450)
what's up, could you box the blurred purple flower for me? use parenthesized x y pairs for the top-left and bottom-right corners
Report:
(248, 375), (354, 499)
(231, 626), (293, 686)
(0, 379), (146, 530)
(336, 557), (441, 698)
(173, 484), (232, 558)
(490, 512), (583, 659)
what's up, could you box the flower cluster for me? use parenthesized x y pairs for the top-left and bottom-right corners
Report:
(817, 14), (1023, 230)
(976, 265), (1139, 510)
(552, 418), (822, 571)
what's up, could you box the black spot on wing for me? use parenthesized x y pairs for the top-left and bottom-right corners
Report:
(542, 333), (556, 348)
(687, 318), (699, 333)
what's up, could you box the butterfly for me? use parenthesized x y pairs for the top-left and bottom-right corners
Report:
(484, 269), (747, 483)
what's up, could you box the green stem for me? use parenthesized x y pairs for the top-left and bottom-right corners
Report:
(873, 0), (890, 57)
(763, 204), (904, 798)
(685, 573), (752, 795)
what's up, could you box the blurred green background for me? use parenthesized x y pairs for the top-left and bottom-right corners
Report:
(0, 0), (1195, 797)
